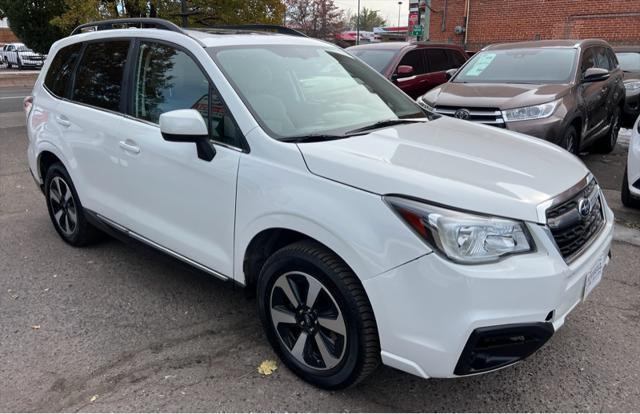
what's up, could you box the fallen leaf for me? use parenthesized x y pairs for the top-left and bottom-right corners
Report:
(31, 325), (40, 330)
(258, 359), (278, 376)
(90, 395), (98, 402)
(11, 295), (18, 300)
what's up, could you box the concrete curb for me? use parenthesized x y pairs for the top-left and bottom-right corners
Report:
(0, 72), (38, 87)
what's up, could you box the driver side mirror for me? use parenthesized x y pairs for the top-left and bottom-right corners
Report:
(445, 68), (458, 80)
(160, 109), (216, 161)
(582, 67), (610, 83)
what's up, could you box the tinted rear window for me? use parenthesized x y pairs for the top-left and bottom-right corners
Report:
(454, 48), (577, 84)
(44, 43), (82, 98)
(349, 49), (397, 73)
(72, 40), (130, 112)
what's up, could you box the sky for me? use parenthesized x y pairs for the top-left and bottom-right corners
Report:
(334, 0), (410, 28)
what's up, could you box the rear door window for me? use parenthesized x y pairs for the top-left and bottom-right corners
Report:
(72, 40), (130, 112)
(44, 43), (82, 98)
(445, 49), (466, 68)
(397, 50), (426, 75)
(425, 49), (450, 72)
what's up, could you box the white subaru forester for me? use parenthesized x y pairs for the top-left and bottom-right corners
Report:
(26, 18), (614, 389)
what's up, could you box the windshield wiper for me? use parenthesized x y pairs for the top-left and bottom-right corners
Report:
(279, 134), (353, 143)
(345, 119), (424, 135)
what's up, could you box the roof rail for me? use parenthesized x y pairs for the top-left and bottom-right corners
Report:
(201, 24), (307, 37)
(71, 18), (184, 36)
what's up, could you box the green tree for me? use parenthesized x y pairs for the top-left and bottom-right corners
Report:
(285, 0), (343, 39)
(349, 7), (385, 31)
(0, 0), (67, 54)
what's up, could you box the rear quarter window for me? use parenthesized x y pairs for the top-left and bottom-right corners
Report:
(44, 43), (82, 98)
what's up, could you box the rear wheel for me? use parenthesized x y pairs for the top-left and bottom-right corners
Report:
(622, 166), (640, 209)
(257, 240), (380, 389)
(560, 125), (579, 154)
(594, 107), (621, 154)
(44, 163), (103, 246)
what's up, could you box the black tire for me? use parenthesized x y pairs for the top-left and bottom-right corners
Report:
(257, 240), (380, 389)
(622, 166), (640, 209)
(560, 125), (579, 155)
(44, 162), (104, 246)
(6, 58), (11, 69)
(594, 106), (621, 154)
(17, 58), (23, 70)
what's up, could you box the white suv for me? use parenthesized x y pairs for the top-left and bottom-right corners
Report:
(26, 18), (614, 389)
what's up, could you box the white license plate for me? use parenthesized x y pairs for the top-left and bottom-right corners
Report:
(583, 255), (605, 299)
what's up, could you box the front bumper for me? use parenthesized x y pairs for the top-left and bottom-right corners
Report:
(504, 115), (566, 145)
(363, 199), (614, 379)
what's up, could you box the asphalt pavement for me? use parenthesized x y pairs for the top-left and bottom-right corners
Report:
(1, 85), (639, 412)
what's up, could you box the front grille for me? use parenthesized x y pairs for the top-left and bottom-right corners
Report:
(434, 106), (506, 128)
(546, 179), (604, 261)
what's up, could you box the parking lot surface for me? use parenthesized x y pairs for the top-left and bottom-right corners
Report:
(1, 85), (639, 412)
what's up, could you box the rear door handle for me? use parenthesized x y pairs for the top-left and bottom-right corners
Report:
(55, 115), (71, 127)
(119, 140), (140, 154)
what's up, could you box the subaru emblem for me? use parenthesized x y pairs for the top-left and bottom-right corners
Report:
(577, 198), (592, 218)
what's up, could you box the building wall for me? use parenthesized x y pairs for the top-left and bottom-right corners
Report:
(427, 0), (640, 51)
(0, 18), (19, 44)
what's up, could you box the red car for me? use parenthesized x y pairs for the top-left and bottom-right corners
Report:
(347, 42), (468, 99)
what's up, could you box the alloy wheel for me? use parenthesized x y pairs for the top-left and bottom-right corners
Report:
(610, 110), (620, 147)
(269, 271), (347, 371)
(48, 176), (77, 236)
(564, 131), (576, 153)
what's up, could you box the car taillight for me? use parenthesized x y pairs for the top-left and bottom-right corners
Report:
(23, 96), (33, 115)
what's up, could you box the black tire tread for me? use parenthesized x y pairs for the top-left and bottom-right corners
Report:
(264, 239), (380, 388)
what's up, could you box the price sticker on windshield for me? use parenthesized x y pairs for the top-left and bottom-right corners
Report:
(464, 53), (496, 77)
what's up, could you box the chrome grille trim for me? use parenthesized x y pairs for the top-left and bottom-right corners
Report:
(434, 106), (506, 127)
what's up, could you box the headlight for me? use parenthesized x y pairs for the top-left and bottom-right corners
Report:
(416, 96), (435, 113)
(625, 80), (640, 91)
(502, 99), (560, 122)
(385, 196), (534, 264)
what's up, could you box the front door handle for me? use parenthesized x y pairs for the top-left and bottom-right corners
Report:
(55, 115), (71, 127)
(119, 140), (140, 154)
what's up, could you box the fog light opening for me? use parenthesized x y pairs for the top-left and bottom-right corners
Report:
(545, 311), (555, 322)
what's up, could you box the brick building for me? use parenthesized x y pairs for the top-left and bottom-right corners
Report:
(425, 0), (640, 51)
(0, 18), (19, 44)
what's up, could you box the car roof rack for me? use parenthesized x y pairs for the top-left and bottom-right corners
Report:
(71, 18), (185, 36)
(198, 24), (307, 37)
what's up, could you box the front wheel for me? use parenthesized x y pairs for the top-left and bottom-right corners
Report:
(560, 125), (579, 154)
(257, 240), (380, 389)
(594, 107), (621, 154)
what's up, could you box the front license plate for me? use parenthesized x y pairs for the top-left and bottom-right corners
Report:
(583, 255), (605, 299)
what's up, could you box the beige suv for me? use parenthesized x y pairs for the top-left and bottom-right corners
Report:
(418, 39), (625, 154)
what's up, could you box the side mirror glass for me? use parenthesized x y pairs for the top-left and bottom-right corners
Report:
(396, 65), (415, 78)
(582, 67), (610, 83)
(159, 109), (215, 161)
(445, 68), (458, 80)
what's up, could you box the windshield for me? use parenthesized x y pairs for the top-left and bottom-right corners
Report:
(454, 48), (577, 84)
(348, 49), (397, 73)
(616, 52), (640, 72)
(209, 45), (424, 139)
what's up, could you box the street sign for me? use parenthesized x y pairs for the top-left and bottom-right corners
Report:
(412, 24), (423, 36)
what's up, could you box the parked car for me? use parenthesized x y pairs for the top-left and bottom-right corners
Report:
(614, 46), (640, 126)
(347, 42), (468, 98)
(27, 19), (613, 390)
(2, 42), (46, 69)
(622, 117), (640, 208)
(418, 40), (625, 154)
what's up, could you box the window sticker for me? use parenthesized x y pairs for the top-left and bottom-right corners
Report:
(464, 53), (496, 77)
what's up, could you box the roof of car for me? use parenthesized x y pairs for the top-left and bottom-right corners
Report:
(484, 39), (610, 51)
(347, 41), (464, 51)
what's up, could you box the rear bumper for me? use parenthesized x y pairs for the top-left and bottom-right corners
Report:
(628, 121), (640, 198)
(363, 200), (614, 379)
(623, 89), (640, 126)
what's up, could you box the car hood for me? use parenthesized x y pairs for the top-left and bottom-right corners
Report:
(424, 82), (571, 110)
(297, 117), (589, 223)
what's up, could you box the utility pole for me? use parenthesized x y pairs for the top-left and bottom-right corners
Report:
(397, 1), (402, 29)
(356, 0), (360, 45)
(181, 0), (188, 28)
